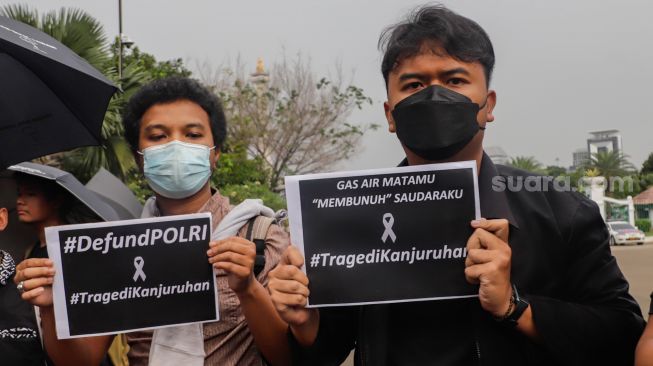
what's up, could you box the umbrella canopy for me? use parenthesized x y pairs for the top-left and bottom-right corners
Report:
(5, 162), (121, 222)
(86, 167), (143, 219)
(0, 15), (117, 170)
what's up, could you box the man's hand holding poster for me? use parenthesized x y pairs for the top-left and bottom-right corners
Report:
(285, 161), (480, 307)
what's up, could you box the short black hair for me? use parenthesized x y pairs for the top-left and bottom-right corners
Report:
(122, 77), (227, 150)
(379, 4), (495, 86)
(14, 172), (71, 221)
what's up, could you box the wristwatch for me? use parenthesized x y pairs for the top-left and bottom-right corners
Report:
(496, 284), (529, 327)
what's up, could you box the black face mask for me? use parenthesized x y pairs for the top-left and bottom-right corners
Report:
(391, 85), (486, 161)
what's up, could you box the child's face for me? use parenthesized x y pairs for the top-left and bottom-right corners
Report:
(16, 183), (60, 224)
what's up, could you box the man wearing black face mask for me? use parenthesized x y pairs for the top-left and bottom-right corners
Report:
(268, 4), (645, 366)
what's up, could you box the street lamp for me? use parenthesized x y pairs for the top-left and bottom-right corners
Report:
(117, 0), (134, 80)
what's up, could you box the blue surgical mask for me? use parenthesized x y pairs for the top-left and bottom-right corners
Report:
(138, 140), (215, 199)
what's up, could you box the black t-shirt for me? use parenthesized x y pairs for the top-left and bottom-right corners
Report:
(650, 292), (653, 315)
(27, 243), (48, 259)
(0, 251), (46, 366)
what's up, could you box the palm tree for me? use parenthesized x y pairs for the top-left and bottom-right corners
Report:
(509, 156), (544, 174)
(1, 5), (108, 70)
(584, 150), (636, 194)
(1, 4), (148, 180)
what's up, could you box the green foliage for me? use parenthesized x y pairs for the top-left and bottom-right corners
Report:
(220, 182), (286, 211)
(585, 150), (635, 176)
(642, 152), (653, 175)
(584, 150), (636, 196)
(639, 173), (653, 189)
(0, 5), (108, 70)
(125, 171), (153, 204)
(545, 165), (567, 177)
(210, 148), (286, 209)
(509, 156), (544, 174)
(211, 148), (268, 188)
(635, 219), (651, 233)
(110, 40), (192, 80)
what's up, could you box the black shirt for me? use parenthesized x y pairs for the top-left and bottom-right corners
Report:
(0, 251), (46, 366)
(290, 153), (645, 366)
(27, 243), (48, 259)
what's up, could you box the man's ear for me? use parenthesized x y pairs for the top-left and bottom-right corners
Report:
(384, 101), (396, 133)
(0, 207), (8, 231)
(484, 90), (497, 123)
(211, 149), (220, 170)
(133, 150), (144, 172)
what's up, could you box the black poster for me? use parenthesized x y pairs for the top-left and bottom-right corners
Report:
(46, 213), (218, 338)
(285, 162), (480, 306)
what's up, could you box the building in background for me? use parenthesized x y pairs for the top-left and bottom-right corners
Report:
(587, 129), (622, 155)
(486, 146), (510, 166)
(572, 148), (590, 171)
(570, 130), (623, 171)
(634, 187), (653, 227)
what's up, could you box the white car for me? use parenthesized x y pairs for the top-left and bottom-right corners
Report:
(606, 221), (645, 246)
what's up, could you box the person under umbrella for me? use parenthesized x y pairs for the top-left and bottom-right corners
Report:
(0, 206), (46, 365)
(14, 171), (101, 259)
(7, 163), (119, 366)
(11, 171), (103, 366)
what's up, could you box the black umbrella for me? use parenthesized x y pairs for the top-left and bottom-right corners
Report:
(5, 162), (122, 222)
(0, 163), (128, 260)
(0, 15), (118, 170)
(86, 167), (143, 220)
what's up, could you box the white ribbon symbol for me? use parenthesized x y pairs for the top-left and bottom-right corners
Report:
(381, 213), (397, 243)
(133, 256), (146, 282)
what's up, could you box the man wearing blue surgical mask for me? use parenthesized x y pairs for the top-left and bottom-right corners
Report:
(15, 77), (291, 366)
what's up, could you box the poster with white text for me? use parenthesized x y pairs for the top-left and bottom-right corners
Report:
(285, 161), (480, 307)
(46, 213), (219, 338)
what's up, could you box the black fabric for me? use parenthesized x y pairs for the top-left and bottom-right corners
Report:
(0, 252), (46, 366)
(649, 292), (653, 315)
(253, 238), (266, 276)
(289, 153), (645, 366)
(0, 15), (117, 169)
(392, 85), (482, 161)
(27, 243), (48, 259)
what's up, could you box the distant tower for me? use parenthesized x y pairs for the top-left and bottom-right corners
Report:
(250, 57), (270, 87)
(587, 130), (622, 155)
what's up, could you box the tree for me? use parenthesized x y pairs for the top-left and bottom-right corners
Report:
(2, 4), (193, 183)
(509, 156), (544, 174)
(545, 165), (567, 177)
(642, 152), (653, 175)
(110, 40), (192, 80)
(200, 55), (378, 191)
(584, 150), (636, 195)
(1, 4), (108, 71)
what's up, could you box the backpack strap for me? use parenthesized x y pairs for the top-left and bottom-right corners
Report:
(245, 216), (275, 277)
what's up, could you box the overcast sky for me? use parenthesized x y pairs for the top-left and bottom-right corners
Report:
(8, 0), (652, 170)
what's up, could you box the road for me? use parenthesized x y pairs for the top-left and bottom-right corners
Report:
(612, 238), (653, 316)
